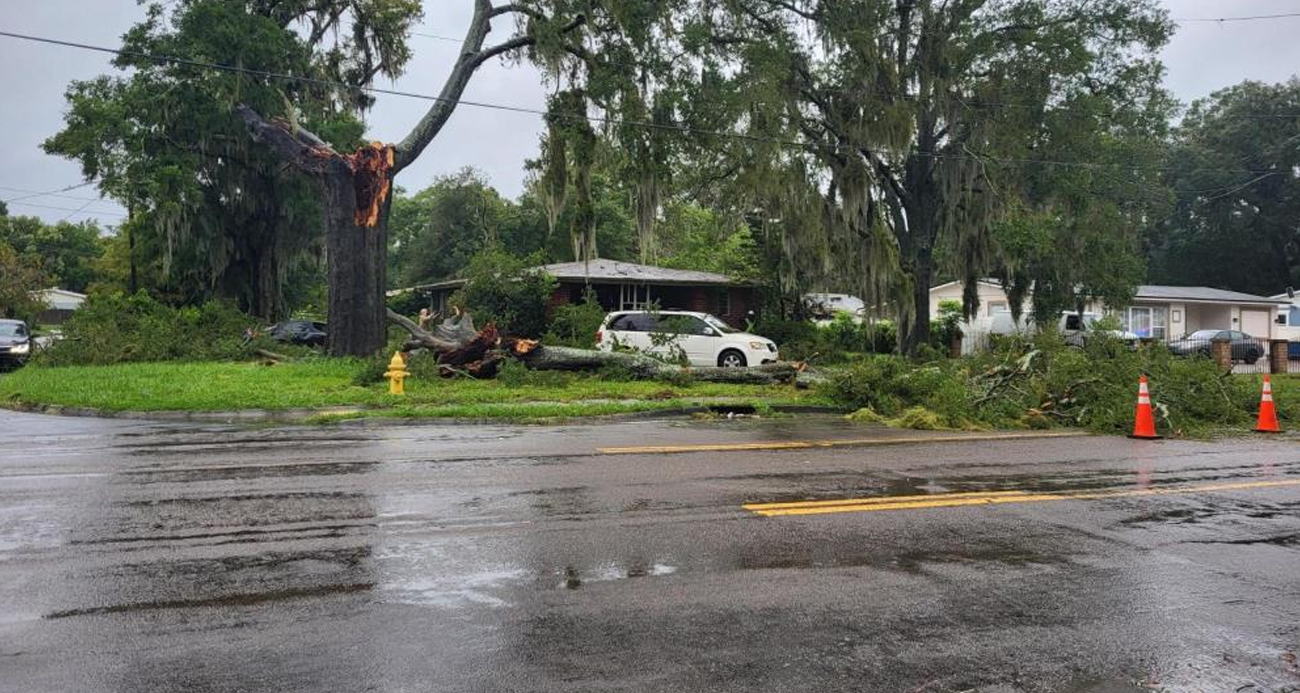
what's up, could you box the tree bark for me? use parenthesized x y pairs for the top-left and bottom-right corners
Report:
(237, 105), (391, 356)
(516, 345), (806, 385)
(323, 165), (389, 356)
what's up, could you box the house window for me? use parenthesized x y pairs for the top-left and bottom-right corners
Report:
(619, 284), (652, 310)
(987, 301), (1007, 316)
(1121, 306), (1168, 340)
(716, 289), (731, 316)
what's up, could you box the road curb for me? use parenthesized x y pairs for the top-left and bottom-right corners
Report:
(0, 399), (847, 426)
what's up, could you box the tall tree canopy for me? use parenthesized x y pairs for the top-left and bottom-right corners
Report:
(44, 0), (418, 320)
(0, 216), (106, 293)
(1149, 79), (1300, 296)
(640, 0), (1172, 351)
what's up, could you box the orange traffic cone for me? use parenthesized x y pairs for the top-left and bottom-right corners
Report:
(1130, 375), (1160, 439)
(1255, 375), (1281, 433)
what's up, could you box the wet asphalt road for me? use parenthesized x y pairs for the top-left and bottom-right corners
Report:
(1, 410), (1298, 693)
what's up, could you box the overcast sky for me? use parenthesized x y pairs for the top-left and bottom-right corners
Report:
(2, 0), (1298, 228)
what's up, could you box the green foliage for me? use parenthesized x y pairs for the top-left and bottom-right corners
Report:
(452, 247), (558, 338)
(35, 292), (258, 366)
(602, 0), (1174, 353)
(0, 242), (48, 322)
(827, 355), (976, 427)
(827, 333), (1259, 436)
(386, 289), (430, 319)
(0, 216), (106, 293)
(1150, 78), (1300, 295)
(388, 169), (514, 286)
(543, 287), (605, 347)
(656, 204), (760, 280)
(42, 0), (417, 318)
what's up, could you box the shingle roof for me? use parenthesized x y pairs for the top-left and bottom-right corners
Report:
(538, 259), (743, 285)
(402, 258), (747, 292)
(1134, 285), (1287, 305)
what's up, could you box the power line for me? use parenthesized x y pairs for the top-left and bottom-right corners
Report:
(410, 31), (463, 43)
(5, 200), (127, 219)
(0, 29), (1294, 179)
(1, 181), (96, 205)
(1172, 12), (1300, 23)
(0, 184), (113, 205)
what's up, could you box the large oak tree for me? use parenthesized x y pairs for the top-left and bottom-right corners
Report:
(661, 0), (1173, 352)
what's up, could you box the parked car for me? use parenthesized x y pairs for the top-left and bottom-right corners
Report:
(0, 319), (33, 369)
(1168, 329), (1264, 363)
(985, 310), (1138, 347)
(264, 320), (328, 347)
(596, 310), (778, 367)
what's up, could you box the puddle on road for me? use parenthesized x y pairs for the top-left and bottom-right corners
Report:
(383, 567), (528, 608)
(557, 562), (678, 590)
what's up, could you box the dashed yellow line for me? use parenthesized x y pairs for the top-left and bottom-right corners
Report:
(597, 430), (1087, 455)
(743, 478), (1300, 517)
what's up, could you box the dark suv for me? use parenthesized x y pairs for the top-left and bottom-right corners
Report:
(0, 320), (33, 369)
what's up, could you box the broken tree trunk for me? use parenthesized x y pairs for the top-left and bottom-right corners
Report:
(238, 105), (392, 357)
(386, 308), (502, 377)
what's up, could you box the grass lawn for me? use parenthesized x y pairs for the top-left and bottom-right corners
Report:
(0, 359), (825, 419)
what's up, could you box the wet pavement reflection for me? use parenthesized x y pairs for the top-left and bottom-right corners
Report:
(1, 410), (1298, 692)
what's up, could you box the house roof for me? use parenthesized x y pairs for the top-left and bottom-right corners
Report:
(31, 288), (87, 310)
(1133, 285), (1287, 305)
(930, 280), (1285, 306)
(402, 258), (748, 293)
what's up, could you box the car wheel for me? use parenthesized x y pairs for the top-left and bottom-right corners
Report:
(718, 349), (747, 368)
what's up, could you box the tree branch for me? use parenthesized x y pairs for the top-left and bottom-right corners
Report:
(235, 104), (337, 177)
(392, 0), (497, 173)
(392, 2), (584, 173)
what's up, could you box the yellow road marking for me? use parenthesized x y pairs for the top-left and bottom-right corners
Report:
(744, 478), (1300, 517)
(744, 489), (1035, 511)
(597, 430), (1087, 455)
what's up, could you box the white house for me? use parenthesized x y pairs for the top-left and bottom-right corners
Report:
(1270, 291), (1300, 343)
(930, 280), (1287, 340)
(31, 288), (87, 325)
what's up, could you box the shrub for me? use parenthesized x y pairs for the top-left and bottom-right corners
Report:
(544, 287), (606, 347)
(36, 292), (258, 366)
(387, 289), (431, 318)
(452, 247), (557, 338)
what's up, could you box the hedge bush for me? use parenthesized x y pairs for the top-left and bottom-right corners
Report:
(36, 292), (260, 366)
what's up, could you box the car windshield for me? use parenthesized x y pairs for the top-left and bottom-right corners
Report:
(704, 315), (740, 334)
(1187, 330), (1221, 339)
(0, 323), (26, 337)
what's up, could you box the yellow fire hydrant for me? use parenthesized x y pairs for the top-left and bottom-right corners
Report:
(384, 351), (409, 395)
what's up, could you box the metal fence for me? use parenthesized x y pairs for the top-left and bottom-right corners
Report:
(1162, 336), (1270, 374)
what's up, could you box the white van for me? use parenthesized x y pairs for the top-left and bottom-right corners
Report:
(596, 310), (779, 367)
(984, 310), (1137, 347)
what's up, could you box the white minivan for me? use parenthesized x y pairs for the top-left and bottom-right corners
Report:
(596, 310), (779, 367)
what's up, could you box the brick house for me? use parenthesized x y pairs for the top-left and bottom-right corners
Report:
(403, 258), (759, 328)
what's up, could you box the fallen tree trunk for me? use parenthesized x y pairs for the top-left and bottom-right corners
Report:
(515, 346), (811, 385)
(387, 310), (819, 386)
